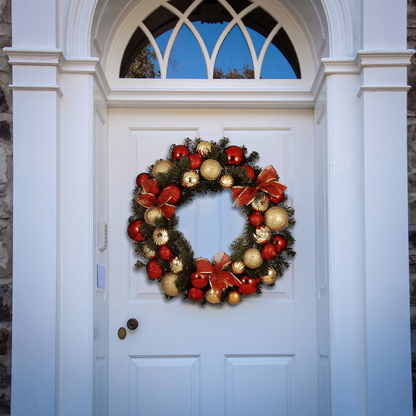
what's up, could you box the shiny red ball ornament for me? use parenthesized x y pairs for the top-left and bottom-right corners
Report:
(261, 243), (278, 260)
(273, 235), (288, 252)
(190, 272), (209, 288)
(161, 185), (181, 204)
(188, 287), (204, 302)
(241, 165), (256, 179)
(158, 245), (173, 260)
(136, 173), (149, 188)
(189, 153), (203, 169)
(146, 259), (163, 279)
(249, 212), (263, 227)
(171, 145), (190, 162)
(225, 146), (245, 166)
(269, 193), (284, 204)
(127, 220), (145, 242)
(239, 276), (259, 295)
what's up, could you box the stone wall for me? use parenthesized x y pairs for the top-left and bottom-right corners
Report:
(0, 0), (11, 414)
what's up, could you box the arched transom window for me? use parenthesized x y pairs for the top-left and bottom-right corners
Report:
(120, 0), (301, 80)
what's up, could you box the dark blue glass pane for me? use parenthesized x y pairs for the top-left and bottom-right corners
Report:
(167, 24), (207, 78)
(192, 21), (227, 57)
(214, 25), (254, 78)
(261, 42), (296, 79)
(246, 27), (266, 59)
(148, 44), (161, 78)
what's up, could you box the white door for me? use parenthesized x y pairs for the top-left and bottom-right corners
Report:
(108, 108), (316, 416)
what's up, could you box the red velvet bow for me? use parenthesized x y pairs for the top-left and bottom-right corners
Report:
(195, 252), (241, 296)
(156, 185), (179, 219)
(231, 165), (287, 207)
(137, 178), (160, 208)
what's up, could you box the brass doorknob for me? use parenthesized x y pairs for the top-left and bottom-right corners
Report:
(127, 318), (139, 330)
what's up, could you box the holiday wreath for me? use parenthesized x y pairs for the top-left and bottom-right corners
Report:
(127, 138), (296, 305)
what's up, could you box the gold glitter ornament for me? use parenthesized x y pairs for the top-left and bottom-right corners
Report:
(252, 193), (270, 212)
(205, 289), (221, 304)
(152, 160), (173, 178)
(252, 225), (272, 244)
(242, 248), (263, 269)
(264, 206), (289, 231)
(261, 267), (277, 284)
(196, 141), (212, 156)
(144, 206), (164, 226)
(143, 244), (156, 259)
(153, 227), (169, 246)
(170, 256), (184, 273)
(220, 174), (234, 189)
(231, 261), (246, 275)
(182, 171), (199, 188)
(200, 159), (222, 181)
(228, 290), (241, 305)
(161, 272), (180, 297)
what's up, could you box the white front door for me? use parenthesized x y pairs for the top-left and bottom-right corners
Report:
(108, 108), (316, 416)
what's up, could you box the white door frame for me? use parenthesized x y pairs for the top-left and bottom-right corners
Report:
(6, 0), (414, 415)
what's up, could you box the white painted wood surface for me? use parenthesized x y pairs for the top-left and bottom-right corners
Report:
(108, 108), (316, 416)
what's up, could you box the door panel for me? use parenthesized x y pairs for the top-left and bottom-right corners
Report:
(108, 108), (316, 416)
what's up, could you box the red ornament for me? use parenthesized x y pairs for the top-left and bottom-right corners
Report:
(241, 165), (256, 179)
(159, 185), (181, 205)
(249, 212), (263, 227)
(225, 146), (245, 166)
(188, 287), (204, 302)
(190, 272), (209, 288)
(189, 153), (203, 169)
(159, 245), (173, 260)
(127, 220), (145, 242)
(261, 243), (278, 260)
(136, 173), (149, 188)
(269, 193), (284, 204)
(273, 235), (288, 252)
(171, 145), (190, 162)
(146, 259), (163, 279)
(239, 276), (259, 295)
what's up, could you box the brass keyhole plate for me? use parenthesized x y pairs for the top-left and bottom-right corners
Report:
(118, 327), (127, 340)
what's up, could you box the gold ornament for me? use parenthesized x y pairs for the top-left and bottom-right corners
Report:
(161, 272), (180, 297)
(134, 191), (141, 204)
(227, 290), (241, 305)
(242, 248), (263, 269)
(205, 289), (221, 304)
(200, 159), (222, 181)
(261, 267), (277, 284)
(231, 261), (246, 275)
(143, 244), (156, 259)
(264, 206), (289, 231)
(152, 160), (173, 178)
(196, 141), (212, 156)
(182, 171), (199, 188)
(220, 175), (234, 189)
(153, 227), (169, 246)
(252, 193), (270, 212)
(253, 225), (272, 244)
(144, 206), (164, 226)
(170, 256), (184, 273)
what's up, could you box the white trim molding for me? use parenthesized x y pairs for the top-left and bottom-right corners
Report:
(9, 84), (63, 97)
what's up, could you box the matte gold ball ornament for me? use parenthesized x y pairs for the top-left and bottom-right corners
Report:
(152, 160), (173, 178)
(261, 267), (277, 284)
(252, 225), (272, 244)
(196, 141), (212, 156)
(264, 206), (289, 231)
(144, 206), (164, 226)
(220, 174), (234, 189)
(153, 227), (169, 246)
(228, 290), (242, 305)
(161, 273), (180, 297)
(205, 289), (221, 304)
(200, 159), (222, 181)
(231, 261), (246, 275)
(182, 171), (200, 188)
(143, 244), (156, 259)
(170, 256), (184, 273)
(243, 248), (263, 269)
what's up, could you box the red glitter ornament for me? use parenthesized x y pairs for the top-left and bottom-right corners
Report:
(269, 193), (284, 204)
(225, 146), (245, 166)
(188, 287), (204, 302)
(261, 243), (278, 260)
(158, 245), (173, 260)
(249, 212), (263, 227)
(127, 220), (145, 242)
(136, 173), (149, 188)
(241, 165), (256, 179)
(146, 259), (163, 279)
(189, 153), (203, 169)
(273, 235), (288, 252)
(171, 145), (190, 162)
(190, 272), (209, 288)
(239, 276), (259, 295)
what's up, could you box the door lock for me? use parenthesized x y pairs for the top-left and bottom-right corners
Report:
(127, 318), (139, 330)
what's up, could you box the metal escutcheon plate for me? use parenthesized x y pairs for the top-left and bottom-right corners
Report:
(118, 327), (127, 340)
